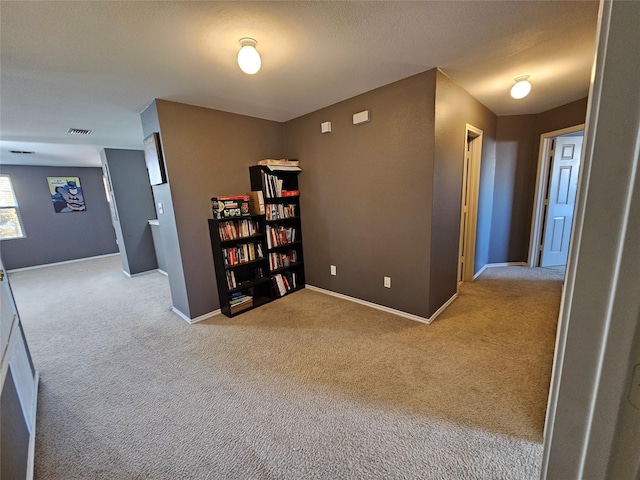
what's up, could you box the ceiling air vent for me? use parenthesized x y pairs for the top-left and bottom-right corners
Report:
(67, 128), (94, 135)
(10, 150), (35, 154)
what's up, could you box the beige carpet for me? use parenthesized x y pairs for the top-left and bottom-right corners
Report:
(9, 255), (564, 479)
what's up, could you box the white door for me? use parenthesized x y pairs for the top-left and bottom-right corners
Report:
(540, 135), (583, 267)
(1, 257), (38, 479)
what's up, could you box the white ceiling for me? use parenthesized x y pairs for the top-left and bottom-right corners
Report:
(0, 1), (600, 168)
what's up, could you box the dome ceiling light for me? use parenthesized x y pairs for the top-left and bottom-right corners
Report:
(510, 75), (532, 99)
(237, 38), (261, 75)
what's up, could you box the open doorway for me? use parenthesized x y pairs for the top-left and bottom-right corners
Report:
(457, 124), (483, 285)
(529, 124), (585, 267)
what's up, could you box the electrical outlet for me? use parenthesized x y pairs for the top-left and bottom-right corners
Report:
(330, 265), (337, 276)
(384, 276), (391, 288)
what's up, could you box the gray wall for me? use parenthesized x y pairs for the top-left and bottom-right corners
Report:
(143, 100), (284, 319)
(491, 115), (537, 262)
(284, 70), (437, 318)
(144, 71), (582, 321)
(0, 165), (117, 270)
(490, 98), (588, 263)
(432, 70), (497, 314)
(101, 148), (157, 275)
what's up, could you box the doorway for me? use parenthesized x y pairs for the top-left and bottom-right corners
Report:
(529, 125), (585, 267)
(457, 124), (483, 284)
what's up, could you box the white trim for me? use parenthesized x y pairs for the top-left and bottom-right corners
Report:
(122, 268), (162, 278)
(157, 269), (168, 276)
(6, 253), (119, 273)
(528, 124), (585, 267)
(457, 124), (483, 284)
(542, 2), (640, 476)
(171, 307), (221, 325)
(473, 264), (488, 280)
(306, 285), (457, 324)
(484, 261), (527, 268)
(472, 262), (527, 280)
(26, 372), (39, 480)
(429, 293), (458, 323)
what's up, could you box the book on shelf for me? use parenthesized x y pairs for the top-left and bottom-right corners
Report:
(265, 165), (302, 172)
(280, 190), (299, 197)
(261, 171), (301, 198)
(226, 270), (237, 289)
(258, 159), (300, 167)
(265, 203), (296, 221)
(211, 195), (250, 219)
(229, 292), (252, 305)
(271, 272), (297, 297)
(229, 292), (253, 314)
(265, 225), (297, 249)
(268, 250), (298, 270)
(218, 218), (260, 241)
(247, 190), (265, 215)
(222, 242), (264, 266)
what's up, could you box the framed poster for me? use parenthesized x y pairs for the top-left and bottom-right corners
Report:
(48, 177), (86, 213)
(143, 132), (167, 185)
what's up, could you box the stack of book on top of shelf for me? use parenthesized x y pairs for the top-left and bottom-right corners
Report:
(258, 159), (301, 172)
(229, 292), (253, 314)
(211, 195), (250, 219)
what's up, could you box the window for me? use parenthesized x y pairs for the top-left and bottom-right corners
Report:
(0, 175), (26, 239)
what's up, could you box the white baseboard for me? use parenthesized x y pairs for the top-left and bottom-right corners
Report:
(122, 268), (162, 278)
(306, 285), (456, 325)
(171, 307), (221, 325)
(473, 264), (488, 280)
(7, 252), (119, 272)
(26, 372), (39, 480)
(157, 269), (168, 276)
(486, 261), (528, 267)
(429, 293), (458, 323)
(474, 262), (527, 280)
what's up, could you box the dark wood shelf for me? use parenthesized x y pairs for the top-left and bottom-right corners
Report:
(225, 257), (268, 270)
(267, 240), (302, 251)
(272, 285), (304, 299)
(270, 261), (303, 274)
(204, 166), (307, 318)
(209, 217), (271, 319)
(220, 233), (264, 245)
(265, 216), (298, 224)
(264, 195), (300, 203)
(228, 276), (270, 293)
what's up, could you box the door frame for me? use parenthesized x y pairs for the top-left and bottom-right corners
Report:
(457, 124), (483, 285)
(528, 123), (585, 267)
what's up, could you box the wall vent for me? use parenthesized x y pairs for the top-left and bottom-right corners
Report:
(67, 128), (94, 135)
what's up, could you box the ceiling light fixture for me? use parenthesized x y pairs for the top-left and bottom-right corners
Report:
(237, 38), (261, 75)
(510, 75), (532, 99)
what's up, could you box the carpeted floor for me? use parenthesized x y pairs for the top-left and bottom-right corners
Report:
(9, 255), (564, 479)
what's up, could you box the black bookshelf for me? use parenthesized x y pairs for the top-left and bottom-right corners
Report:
(249, 165), (306, 298)
(208, 216), (271, 317)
